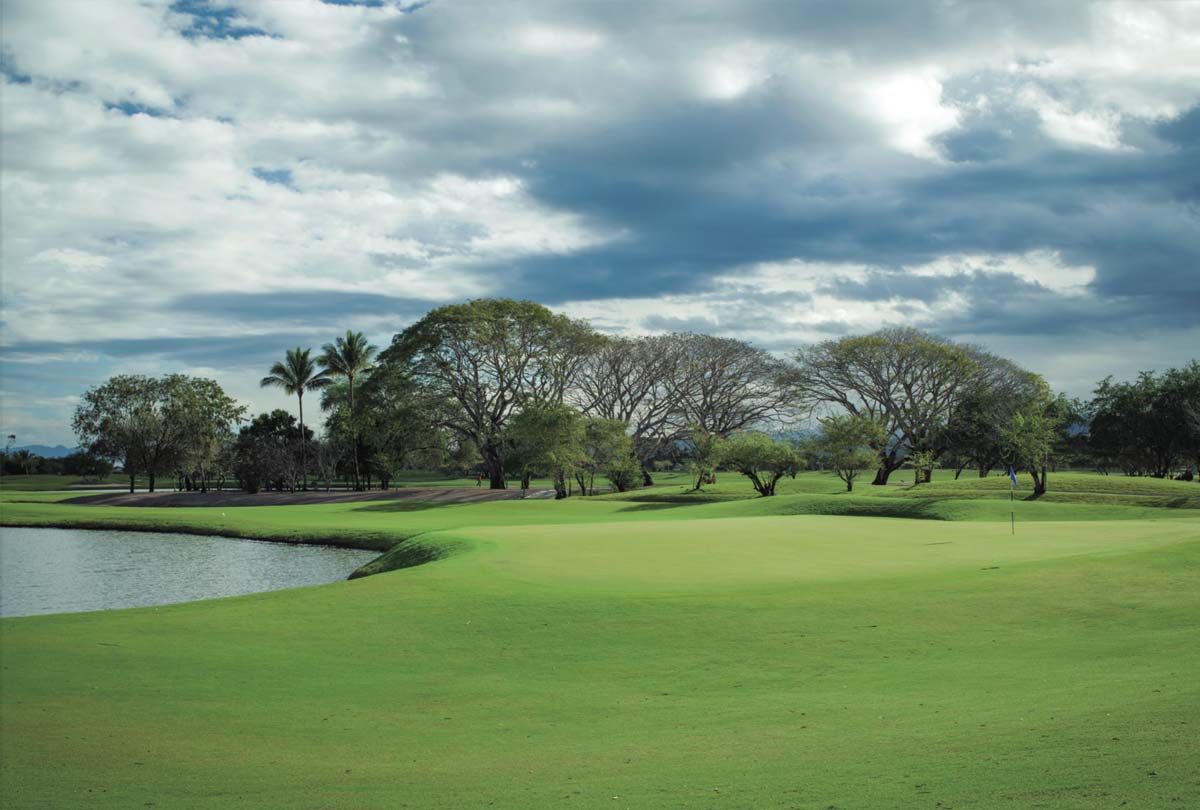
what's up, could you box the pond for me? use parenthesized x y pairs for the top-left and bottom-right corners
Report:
(0, 527), (379, 618)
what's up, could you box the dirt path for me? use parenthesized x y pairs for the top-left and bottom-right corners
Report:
(61, 487), (553, 508)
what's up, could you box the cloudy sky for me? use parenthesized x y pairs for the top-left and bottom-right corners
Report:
(2, 0), (1198, 445)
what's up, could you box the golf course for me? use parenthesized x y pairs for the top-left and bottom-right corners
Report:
(2, 472), (1198, 809)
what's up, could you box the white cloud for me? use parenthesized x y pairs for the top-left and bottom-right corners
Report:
(861, 71), (961, 159)
(560, 249), (1097, 343)
(1015, 85), (1127, 151)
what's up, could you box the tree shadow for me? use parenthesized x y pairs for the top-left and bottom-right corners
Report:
(350, 501), (463, 514)
(615, 502), (696, 514)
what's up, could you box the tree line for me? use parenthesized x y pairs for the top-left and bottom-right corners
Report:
(69, 298), (1200, 497)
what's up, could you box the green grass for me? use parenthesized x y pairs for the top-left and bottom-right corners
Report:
(2, 476), (1199, 808)
(0, 473), (128, 491)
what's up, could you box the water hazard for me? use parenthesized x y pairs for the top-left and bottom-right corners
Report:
(0, 527), (379, 617)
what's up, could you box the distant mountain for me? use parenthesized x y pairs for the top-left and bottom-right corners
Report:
(5, 444), (77, 458)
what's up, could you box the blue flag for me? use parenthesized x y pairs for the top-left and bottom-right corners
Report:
(1009, 466), (1018, 487)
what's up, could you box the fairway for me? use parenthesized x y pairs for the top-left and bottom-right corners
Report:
(2, 484), (1199, 809)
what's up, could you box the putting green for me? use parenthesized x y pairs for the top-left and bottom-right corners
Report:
(440, 515), (1200, 593)
(2, 505), (1198, 809)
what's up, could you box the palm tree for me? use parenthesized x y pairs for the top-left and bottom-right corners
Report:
(318, 331), (377, 490)
(260, 347), (331, 490)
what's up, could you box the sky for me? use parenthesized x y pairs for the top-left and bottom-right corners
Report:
(1, 0), (1198, 446)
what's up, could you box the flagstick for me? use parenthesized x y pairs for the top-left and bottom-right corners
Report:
(1010, 486), (1014, 535)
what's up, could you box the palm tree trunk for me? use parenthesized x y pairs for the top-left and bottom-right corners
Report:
(349, 374), (360, 490)
(298, 392), (307, 491)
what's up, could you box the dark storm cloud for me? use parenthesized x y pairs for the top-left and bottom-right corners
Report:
(172, 291), (426, 324)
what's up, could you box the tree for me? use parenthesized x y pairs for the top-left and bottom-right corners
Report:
(574, 334), (690, 485)
(937, 365), (1048, 478)
(1002, 410), (1055, 496)
(575, 333), (791, 485)
(313, 438), (346, 492)
(319, 331), (378, 490)
(62, 449), (114, 480)
(355, 364), (443, 489)
(908, 449), (937, 485)
(505, 402), (587, 499)
(233, 410), (312, 493)
(379, 299), (601, 489)
(787, 328), (1017, 485)
(719, 432), (800, 496)
(260, 347), (331, 490)
(74, 374), (241, 493)
(815, 413), (886, 492)
(173, 377), (245, 492)
(574, 416), (635, 496)
(1089, 362), (1200, 478)
(10, 449), (37, 476)
(687, 427), (724, 491)
(677, 334), (793, 437)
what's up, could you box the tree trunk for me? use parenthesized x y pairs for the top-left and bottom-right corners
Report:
(641, 466), (654, 487)
(1030, 465), (1047, 496)
(149, 473), (156, 493)
(348, 375), (361, 491)
(129, 474), (135, 494)
(298, 393), (307, 491)
(553, 470), (568, 499)
(922, 468), (932, 484)
(484, 444), (506, 489)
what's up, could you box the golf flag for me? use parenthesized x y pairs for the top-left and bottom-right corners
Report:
(1008, 466), (1018, 487)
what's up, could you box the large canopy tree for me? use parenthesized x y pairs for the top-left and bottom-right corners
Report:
(379, 299), (601, 488)
(786, 328), (1021, 484)
(260, 347), (331, 490)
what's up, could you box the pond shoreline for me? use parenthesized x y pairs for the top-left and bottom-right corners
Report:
(0, 526), (383, 618)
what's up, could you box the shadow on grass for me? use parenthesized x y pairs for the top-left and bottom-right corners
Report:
(350, 501), (463, 514)
(1159, 496), (1200, 509)
(616, 502), (698, 514)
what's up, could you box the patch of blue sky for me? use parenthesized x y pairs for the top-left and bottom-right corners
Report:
(170, 0), (272, 40)
(252, 167), (295, 188)
(104, 100), (171, 117)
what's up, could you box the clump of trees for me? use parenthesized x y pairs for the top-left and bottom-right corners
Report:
(70, 299), (1197, 498)
(232, 410), (312, 493)
(73, 374), (244, 493)
(575, 333), (790, 485)
(1089, 363), (1200, 478)
(786, 328), (1031, 485)
(0, 449), (114, 479)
